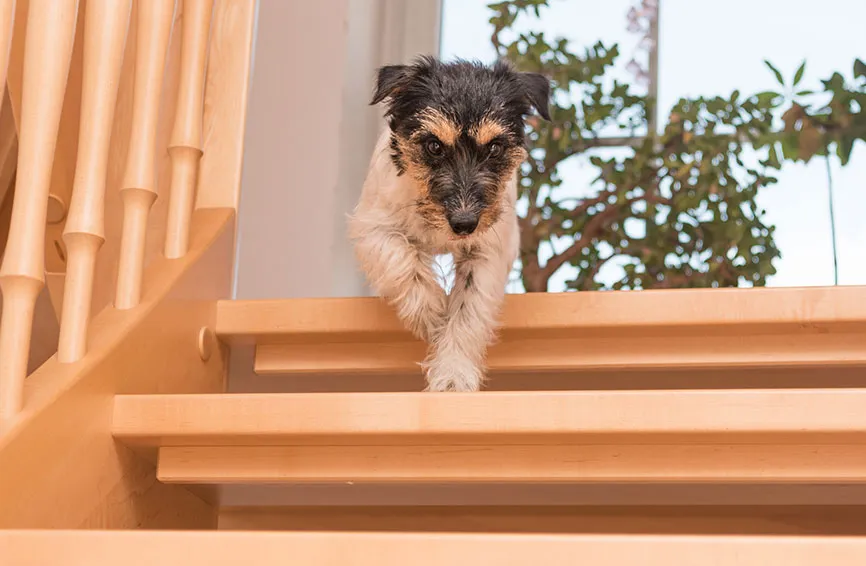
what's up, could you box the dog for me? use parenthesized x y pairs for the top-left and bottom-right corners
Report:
(348, 56), (550, 392)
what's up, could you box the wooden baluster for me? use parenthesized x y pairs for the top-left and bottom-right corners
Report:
(0, 1), (14, 122)
(0, 0), (15, 416)
(0, 0), (79, 418)
(163, 0), (214, 259)
(57, 0), (132, 362)
(114, 0), (176, 310)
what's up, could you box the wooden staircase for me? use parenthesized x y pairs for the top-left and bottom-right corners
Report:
(117, 289), (866, 488)
(2, 0), (866, 564)
(5, 286), (866, 563)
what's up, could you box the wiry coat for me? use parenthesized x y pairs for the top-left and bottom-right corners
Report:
(348, 56), (550, 391)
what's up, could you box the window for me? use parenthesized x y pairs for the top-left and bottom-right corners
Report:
(440, 0), (865, 291)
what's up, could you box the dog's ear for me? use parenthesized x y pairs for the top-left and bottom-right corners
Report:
(371, 56), (438, 106)
(517, 72), (552, 121)
(370, 65), (412, 106)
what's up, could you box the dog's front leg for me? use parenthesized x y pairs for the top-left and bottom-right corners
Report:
(424, 243), (513, 392)
(353, 224), (445, 343)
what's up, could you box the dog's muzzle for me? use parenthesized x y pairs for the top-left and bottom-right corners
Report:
(448, 211), (479, 235)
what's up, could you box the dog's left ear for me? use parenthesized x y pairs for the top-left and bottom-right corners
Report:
(370, 65), (412, 106)
(517, 72), (552, 121)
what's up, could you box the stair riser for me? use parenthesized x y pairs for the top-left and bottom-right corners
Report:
(254, 333), (866, 376)
(158, 444), (866, 484)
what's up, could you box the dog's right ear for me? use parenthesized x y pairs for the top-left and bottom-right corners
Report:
(370, 65), (412, 105)
(517, 72), (552, 121)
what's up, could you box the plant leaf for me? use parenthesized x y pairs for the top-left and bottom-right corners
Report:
(793, 60), (806, 86)
(764, 60), (785, 85)
(855, 58), (866, 79)
(837, 135), (854, 166)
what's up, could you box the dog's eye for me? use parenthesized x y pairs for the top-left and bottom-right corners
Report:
(488, 142), (503, 158)
(425, 139), (443, 156)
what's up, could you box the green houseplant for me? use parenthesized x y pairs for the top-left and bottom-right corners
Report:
(488, 0), (866, 292)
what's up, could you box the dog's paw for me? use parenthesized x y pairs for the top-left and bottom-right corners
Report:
(422, 353), (483, 392)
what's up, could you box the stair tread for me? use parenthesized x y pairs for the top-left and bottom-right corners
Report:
(216, 286), (866, 343)
(112, 389), (866, 445)
(3, 530), (866, 565)
(215, 287), (866, 378)
(114, 390), (866, 490)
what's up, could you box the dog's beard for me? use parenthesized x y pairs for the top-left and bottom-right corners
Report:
(391, 126), (524, 241)
(415, 179), (508, 240)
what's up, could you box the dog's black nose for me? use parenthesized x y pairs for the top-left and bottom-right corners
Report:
(449, 212), (478, 235)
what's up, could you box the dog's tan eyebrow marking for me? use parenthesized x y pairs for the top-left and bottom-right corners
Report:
(470, 116), (507, 145)
(416, 107), (459, 146)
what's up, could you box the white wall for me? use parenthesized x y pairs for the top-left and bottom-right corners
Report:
(234, 0), (441, 301)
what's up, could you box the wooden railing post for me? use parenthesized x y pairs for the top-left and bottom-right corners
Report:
(163, 0), (214, 259)
(0, 0), (78, 418)
(57, 0), (132, 362)
(0, 1), (14, 123)
(114, 0), (176, 310)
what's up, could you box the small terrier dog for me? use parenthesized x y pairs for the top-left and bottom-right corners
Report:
(348, 56), (550, 392)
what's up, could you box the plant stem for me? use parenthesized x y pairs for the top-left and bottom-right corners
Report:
(824, 153), (840, 285)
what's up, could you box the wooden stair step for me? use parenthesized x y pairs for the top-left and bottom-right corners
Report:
(3, 530), (866, 565)
(214, 287), (866, 379)
(112, 390), (866, 485)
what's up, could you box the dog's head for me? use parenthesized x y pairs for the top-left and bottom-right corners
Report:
(371, 56), (550, 238)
